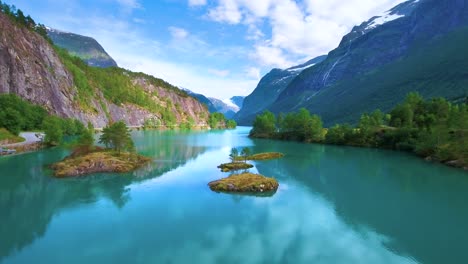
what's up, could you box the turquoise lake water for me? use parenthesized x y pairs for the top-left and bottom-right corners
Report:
(1, 127), (468, 264)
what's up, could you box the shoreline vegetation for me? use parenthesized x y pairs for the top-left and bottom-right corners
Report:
(0, 128), (25, 145)
(249, 92), (467, 170)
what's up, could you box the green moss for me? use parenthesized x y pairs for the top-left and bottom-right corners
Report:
(208, 173), (279, 193)
(217, 162), (254, 172)
(51, 150), (151, 177)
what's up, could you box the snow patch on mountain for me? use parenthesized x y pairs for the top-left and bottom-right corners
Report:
(365, 12), (405, 30)
(222, 99), (240, 112)
(287, 63), (316, 72)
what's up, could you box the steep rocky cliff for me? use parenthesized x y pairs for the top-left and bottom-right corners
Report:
(0, 12), (209, 128)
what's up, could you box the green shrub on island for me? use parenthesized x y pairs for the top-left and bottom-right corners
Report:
(229, 147), (284, 162)
(52, 121), (150, 177)
(99, 121), (135, 154)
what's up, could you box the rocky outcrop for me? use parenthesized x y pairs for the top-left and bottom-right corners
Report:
(0, 13), (209, 128)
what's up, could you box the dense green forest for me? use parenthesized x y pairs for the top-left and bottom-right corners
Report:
(0, 94), (86, 145)
(250, 93), (468, 168)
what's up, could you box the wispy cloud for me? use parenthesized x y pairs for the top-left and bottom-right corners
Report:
(208, 68), (230, 77)
(116, 0), (141, 10)
(245, 67), (261, 80)
(205, 0), (407, 68)
(168, 26), (189, 39)
(188, 0), (207, 7)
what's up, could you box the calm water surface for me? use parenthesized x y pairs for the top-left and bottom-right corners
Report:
(1, 127), (468, 264)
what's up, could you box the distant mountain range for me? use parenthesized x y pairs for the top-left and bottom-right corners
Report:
(234, 55), (326, 125)
(47, 28), (118, 68)
(236, 0), (468, 126)
(182, 89), (244, 119)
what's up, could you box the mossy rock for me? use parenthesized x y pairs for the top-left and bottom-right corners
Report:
(208, 173), (279, 193)
(235, 152), (285, 161)
(217, 162), (253, 172)
(51, 151), (151, 177)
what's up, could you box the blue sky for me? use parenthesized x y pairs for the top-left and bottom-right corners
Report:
(9, 0), (405, 99)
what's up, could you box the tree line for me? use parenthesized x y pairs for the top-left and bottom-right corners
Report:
(250, 92), (467, 166)
(0, 0), (48, 39)
(208, 112), (237, 129)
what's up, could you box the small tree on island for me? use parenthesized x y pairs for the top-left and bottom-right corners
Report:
(240, 147), (251, 163)
(99, 121), (135, 154)
(229, 148), (239, 162)
(77, 121), (95, 151)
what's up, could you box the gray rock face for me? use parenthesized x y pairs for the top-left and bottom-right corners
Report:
(0, 13), (209, 128)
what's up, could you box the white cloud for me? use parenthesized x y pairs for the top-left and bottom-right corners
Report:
(116, 0), (141, 10)
(188, 0), (207, 7)
(207, 0), (242, 24)
(208, 68), (230, 77)
(132, 18), (145, 24)
(168, 26), (189, 39)
(250, 45), (293, 68)
(206, 0), (407, 68)
(245, 67), (261, 80)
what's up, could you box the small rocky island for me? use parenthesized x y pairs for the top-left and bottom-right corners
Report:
(208, 173), (279, 193)
(237, 152), (285, 161)
(217, 162), (253, 172)
(211, 148), (281, 194)
(51, 121), (150, 177)
(52, 150), (150, 177)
